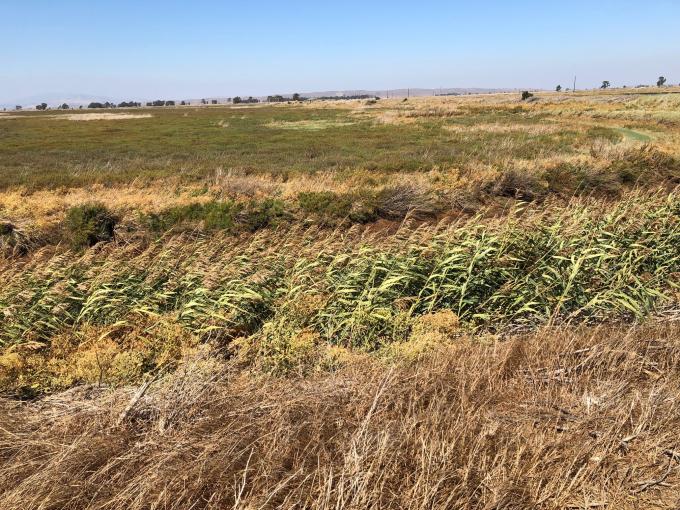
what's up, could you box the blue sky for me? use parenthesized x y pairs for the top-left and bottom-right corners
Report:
(1, 0), (679, 103)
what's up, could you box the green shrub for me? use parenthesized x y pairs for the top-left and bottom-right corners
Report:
(348, 195), (379, 223)
(298, 191), (352, 219)
(238, 198), (286, 232)
(202, 201), (239, 231)
(65, 203), (118, 249)
(298, 191), (382, 225)
(146, 199), (286, 233)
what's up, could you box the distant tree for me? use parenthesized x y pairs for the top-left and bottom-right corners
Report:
(555, 85), (562, 92)
(180, 100), (186, 106)
(165, 100), (175, 106)
(15, 105), (22, 111)
(59, 103), (70, 110)
(657, 76), (667, 87)
(89, 102), (115, 108)
(601, 81), (611, 89)
(211, 99), (218, 104)
(36, 103), (48, 111)
(521, 91), (534, 101)
(201, 99), (207, 105)
(152, 100), (165, 107)
(233, 96), (242, 104)
(292, 93), (301, 101)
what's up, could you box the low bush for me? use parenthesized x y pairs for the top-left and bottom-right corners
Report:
(607, 145), (680, 185)
(0, 222), (13, 236)
(298, 187), (438, 225)
(237, 198), (287, 232)
(298, 191), (353, 220)
(146, 198), (287, 233)
(375, 185), (440, 219)
(485, 169), (548, 201)
(65, 203), (118, 249)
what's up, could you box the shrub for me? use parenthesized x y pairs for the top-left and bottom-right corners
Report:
(544, 164), (579, 195)
(521, 91), (534, 101)
(202, 201), (239, 231)
(375, 185), (438, 219)
(65, 203), (118, 249)
(146, 199), (286, 233)
(298, 191), (352, 219)
(237, 198), (286, 232)
(577, 168), (622, 196)
(0, 221), (14, 236)
(297, 191), (382, 225)
(485, 169), (548, 201)
(607, 145), (680, 185)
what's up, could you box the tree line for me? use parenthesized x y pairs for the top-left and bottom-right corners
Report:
(25, 77), (677, 110)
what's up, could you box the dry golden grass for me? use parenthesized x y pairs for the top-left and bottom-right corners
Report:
(2, 321), (680, 509)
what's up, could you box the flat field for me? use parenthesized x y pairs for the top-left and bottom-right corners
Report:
(1, 89), (679, 509)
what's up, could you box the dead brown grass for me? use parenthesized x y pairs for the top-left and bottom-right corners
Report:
(2, 320), (680, 509)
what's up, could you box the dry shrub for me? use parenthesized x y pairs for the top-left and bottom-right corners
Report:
(0, 221), (33, 257)
(0, 320), (201, 396)
(484, 168), (549, 201)
(376, 184), (440, 219)
(2, 322), (680, 508)
(381, 310), (462, 362)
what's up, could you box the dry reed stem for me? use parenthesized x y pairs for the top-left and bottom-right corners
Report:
(2, 322), (680, 509)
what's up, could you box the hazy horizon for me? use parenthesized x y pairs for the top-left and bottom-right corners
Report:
(2, 0), (679, 105)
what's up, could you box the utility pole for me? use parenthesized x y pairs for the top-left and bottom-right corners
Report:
(573, 76), (577, 93)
